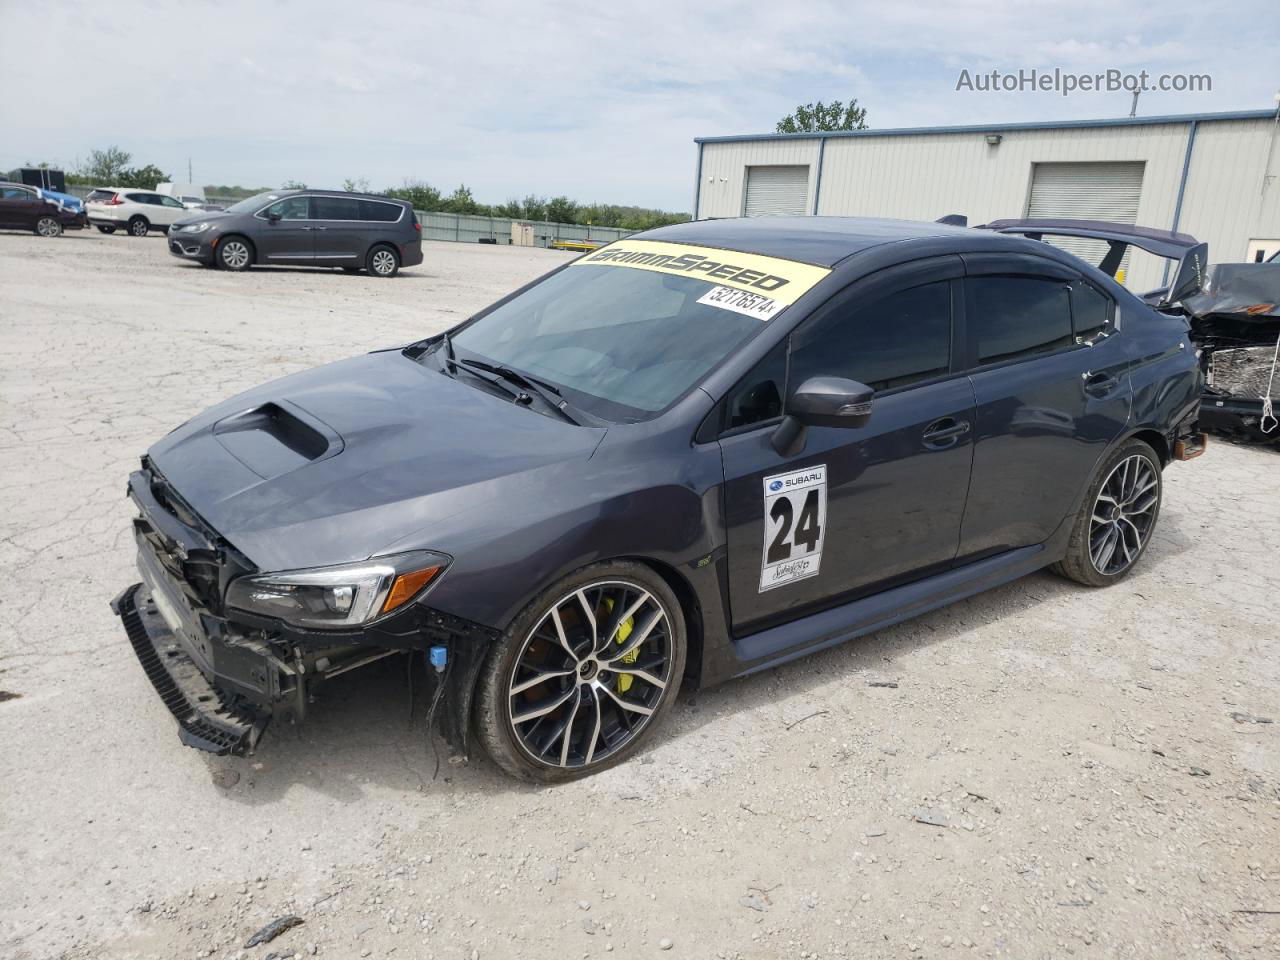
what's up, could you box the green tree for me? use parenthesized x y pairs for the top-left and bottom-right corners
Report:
(117, 164), (169, 189)
(76, 145), (133, 183)
(521, 194), (547, 221)
(442, 184), (480, 214)
(775, 98), (868, 134)
(545, 195), (579, 224)
(342, 177), (370, 193)
(492, 198), (524, 219)
(281, 178), (308, 189)
(385, 180), (443, 211)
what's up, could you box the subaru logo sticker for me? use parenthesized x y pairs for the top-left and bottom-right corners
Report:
(769, 480), (784, 492)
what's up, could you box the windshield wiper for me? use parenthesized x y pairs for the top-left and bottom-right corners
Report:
(456, 358), (583, 425)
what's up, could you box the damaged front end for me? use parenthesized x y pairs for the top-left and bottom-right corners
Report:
(111, 460), (496, 757)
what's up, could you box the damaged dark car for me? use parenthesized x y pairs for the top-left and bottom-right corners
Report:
(113, 216), (1205, 782)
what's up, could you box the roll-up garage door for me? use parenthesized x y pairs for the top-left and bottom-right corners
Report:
(1026, 162), (1145, 276)
(743, 165), (810, 217)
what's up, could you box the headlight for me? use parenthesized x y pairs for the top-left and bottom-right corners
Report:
(180, 222), (211, 233)
(226, 551), (449, 629)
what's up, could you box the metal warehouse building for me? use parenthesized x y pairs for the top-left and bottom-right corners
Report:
(692, 109), (1280, 291)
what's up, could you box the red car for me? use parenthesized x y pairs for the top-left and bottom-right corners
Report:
(0, 182), (88, 237)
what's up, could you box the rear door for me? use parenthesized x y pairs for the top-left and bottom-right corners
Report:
(957, 255), (1131, 559)
(719, 256), (976, 634)
(254, 195), (315, 263)
(311, 195), (365, 264)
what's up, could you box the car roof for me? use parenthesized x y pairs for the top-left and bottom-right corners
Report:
(635, 216), (979, 267)
(274, 188), (408, 202)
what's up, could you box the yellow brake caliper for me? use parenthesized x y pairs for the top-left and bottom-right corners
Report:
(603, 598), (639, 693)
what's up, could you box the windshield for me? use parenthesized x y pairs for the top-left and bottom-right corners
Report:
(224, 191), (279, 214)
(451, 242), (831, 421)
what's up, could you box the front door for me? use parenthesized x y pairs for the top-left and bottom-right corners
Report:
(255, 195), (315, 264)
(0, 185), (40, 229)
(956, 257), (1131, 559)
(719, 257), (976, 635)
(153, 194), (188, 227)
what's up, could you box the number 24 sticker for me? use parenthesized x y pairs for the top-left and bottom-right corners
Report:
(759, 465), (826, 592)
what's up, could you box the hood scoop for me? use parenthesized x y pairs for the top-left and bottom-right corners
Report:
(212, 400), (343, 480)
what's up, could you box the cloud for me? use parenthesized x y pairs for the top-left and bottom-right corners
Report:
(0, 0), (1274, 210)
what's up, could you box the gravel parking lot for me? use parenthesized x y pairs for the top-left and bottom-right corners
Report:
(1, 230), (1277, 960)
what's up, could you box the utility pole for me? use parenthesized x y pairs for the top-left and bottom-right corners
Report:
(188, 157), (192, 183)
(1129, 90), (1140, 118)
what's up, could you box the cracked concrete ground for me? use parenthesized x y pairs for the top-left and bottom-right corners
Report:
(1, 230), (1277, 960)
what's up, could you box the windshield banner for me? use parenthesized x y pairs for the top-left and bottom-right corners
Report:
(571, 240), (831, 307)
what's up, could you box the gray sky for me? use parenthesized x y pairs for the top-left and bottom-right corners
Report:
(2, 0), (1276, 210)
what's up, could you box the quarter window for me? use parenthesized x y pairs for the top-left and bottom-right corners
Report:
(723, 341), (788, 431)
(263, 196), (311, 220)
(312, 196), (361, 220)
(359, 199), (402, 222)
(967, 276), (1073, 365)
(1068, 279), (1112, 342)
(790, 280), (952, 392)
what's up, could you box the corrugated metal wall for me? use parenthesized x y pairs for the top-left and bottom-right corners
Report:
(415, 212), (632, 247)
(695, 117), (1280, 293)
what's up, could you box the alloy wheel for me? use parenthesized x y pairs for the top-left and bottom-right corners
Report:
(36, 217), (61, 237)
(1089, 454), (1158, 575)
(507, 580), (674, 769)
(221, 241), (250, 269)
(371, 249), (397, 275)
(130, 219), (148, 236)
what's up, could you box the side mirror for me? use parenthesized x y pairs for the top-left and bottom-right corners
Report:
(771, 377), (873, 454)
(266, 211), (282, 223)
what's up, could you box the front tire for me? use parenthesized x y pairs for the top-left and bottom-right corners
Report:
(1053, 439), (1163, 587)
(475, 561), (686, 782)
(367, 244), (399, 277)
(217, 236), (253, 271)
(96, 225), (116, 234)
(128, 216), (150, 237)
(35, 216), (63, 238)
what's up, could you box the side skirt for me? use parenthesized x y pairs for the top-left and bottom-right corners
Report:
(730, 540), (1060, 678)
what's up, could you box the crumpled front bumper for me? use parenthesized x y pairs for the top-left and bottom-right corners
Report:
(111, 583), (268, 756)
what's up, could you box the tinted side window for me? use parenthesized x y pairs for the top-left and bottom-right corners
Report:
(359, 199), (402, 222)
(967, 277), (1073, 365)
(1068, 280), (1111, 342)
(791, 281), (952, 392)
(125, 193), (151, 204)
(263, 196), (311, 220)
(723, 340), (787, 431)
(313, 196), (362, 220)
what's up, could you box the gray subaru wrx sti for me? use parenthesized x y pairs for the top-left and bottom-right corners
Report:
(112, 216), (1205, 781)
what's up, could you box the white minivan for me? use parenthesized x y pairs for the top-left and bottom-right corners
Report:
(85, 188), (192, 236)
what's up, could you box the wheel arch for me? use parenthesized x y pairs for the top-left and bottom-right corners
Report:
(215, 232), (257, 264)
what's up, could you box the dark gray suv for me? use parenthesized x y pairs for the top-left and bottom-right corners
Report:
(167, 189), (423, 276)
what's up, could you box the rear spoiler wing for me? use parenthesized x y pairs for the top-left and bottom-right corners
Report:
(976, 218), (1208, 305)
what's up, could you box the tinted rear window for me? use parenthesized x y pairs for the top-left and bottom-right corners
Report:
(312, 196), (362, 220)
(967, 277), (1073, 365)
(359, 199), (403, 222)
(86, 189), (115, 201)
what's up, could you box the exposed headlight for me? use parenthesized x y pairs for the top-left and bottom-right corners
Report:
(226, 551), (449, 629)
(180, 222), (211, 233)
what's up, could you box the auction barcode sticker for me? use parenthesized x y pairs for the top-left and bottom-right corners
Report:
(696, 285), (785, 321)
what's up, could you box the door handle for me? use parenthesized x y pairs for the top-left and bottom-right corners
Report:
(1083, 371), (1119, 398)
(300, 225), (313, 231)
(922, 417), (971, 448)
(313, 225), (327, 230)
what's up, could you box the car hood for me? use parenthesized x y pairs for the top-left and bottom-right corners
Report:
(147, 350), (607, 572)
(173, 209), (234, 228)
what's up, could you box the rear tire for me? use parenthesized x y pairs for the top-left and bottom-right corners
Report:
(96, 225), (116, 234)
(475, 560), (686, 782)
(1052, 439), (1163, 587)
(35, 216), (63, 238)
(128, 216), (150, 237)
(367, 244), (399, 277)
(216, 236), (253, 271)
